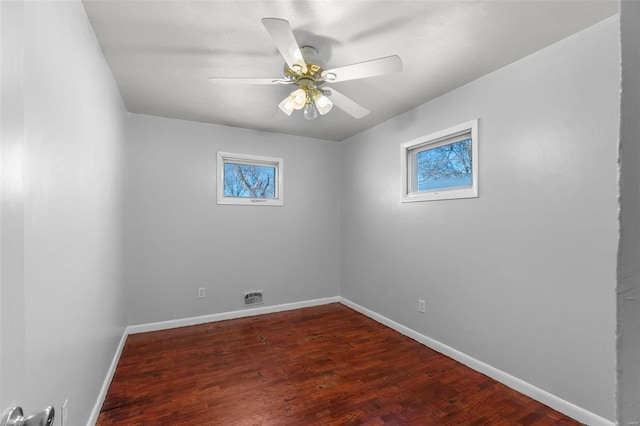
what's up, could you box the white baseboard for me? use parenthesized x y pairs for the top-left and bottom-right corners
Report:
(338, 296), (614, 426)
(89, 295), (613, 426)
(87, 330), (128, 426)
(126, 296), (340, 335)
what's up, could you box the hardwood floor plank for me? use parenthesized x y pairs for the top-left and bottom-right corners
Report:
(97, 303), (583, 425)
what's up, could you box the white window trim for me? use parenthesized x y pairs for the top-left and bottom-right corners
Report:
(401, 119), (479, 203)
(217, 151), (284, 206)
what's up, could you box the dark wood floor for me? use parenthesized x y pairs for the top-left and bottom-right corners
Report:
(97, 303), (581, 425)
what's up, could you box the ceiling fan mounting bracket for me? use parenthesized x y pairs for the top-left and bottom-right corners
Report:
(300, 46), (322, 65)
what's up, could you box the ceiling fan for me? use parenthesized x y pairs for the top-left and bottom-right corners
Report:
(209, 18), (403, 120)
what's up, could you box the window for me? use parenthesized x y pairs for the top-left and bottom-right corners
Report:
(217, 152), (284, 206)
(401, 119), (479, 202)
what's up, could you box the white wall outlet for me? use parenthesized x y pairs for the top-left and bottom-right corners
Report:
(418, 299), (426, 313)
(628, 421), (639, 426)
(61, 399), (68, 426)
(197, 287), (205, 298)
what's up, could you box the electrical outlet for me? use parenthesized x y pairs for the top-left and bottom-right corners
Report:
(61, 399), (68, 426)
(418, 299), (426, 313)
(198, 287), (205, 298)
(628, 421), (639, 426)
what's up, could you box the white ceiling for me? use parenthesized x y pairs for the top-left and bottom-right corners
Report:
(82, 1), (618, 141)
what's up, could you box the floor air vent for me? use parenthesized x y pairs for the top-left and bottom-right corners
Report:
(243, 291), (263, 306)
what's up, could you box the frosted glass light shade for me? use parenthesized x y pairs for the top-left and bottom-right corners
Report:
(290, 88), (307, 110)
(278, 97), (294, 116)
(313, 92), (333, 115)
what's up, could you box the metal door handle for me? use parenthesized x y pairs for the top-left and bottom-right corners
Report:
(0, 406), (54, 426)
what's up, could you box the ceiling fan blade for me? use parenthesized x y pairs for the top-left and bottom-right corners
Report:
(322, 55), (402, 83)
(208, 77), (292, 85)
(324, 87), (370, 119)
(261, 18), (308, 73)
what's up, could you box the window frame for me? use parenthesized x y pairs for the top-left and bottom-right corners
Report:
(217, 151), (284, 206)
(401, 119), (479, 203)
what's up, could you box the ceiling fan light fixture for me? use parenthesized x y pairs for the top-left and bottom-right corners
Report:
(312, 90), (333, 115)
(278, 96), (294, 116)
(290, 88), (307, 110)
(303, 102), (318, 120)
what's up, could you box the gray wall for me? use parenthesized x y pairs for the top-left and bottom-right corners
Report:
(618, 2), (640, 423)
(1, 1), (127, 424)
(124, 114), (341, 325)
(340, 16), (619, 421)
